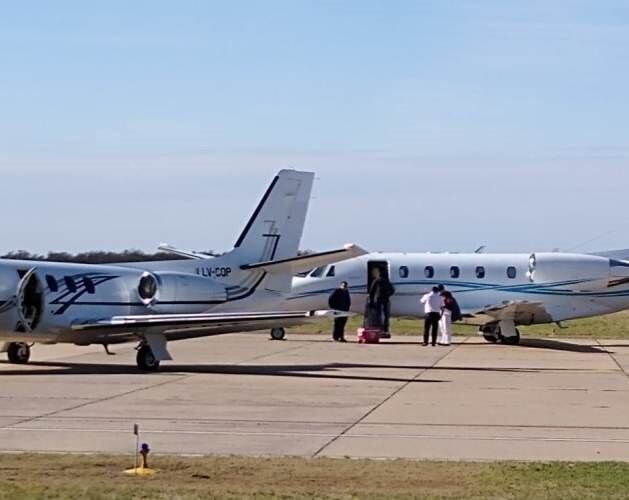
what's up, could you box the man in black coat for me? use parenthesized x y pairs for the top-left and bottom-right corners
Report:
(368, 268), (395, 335)
(328, 281), (351, 342)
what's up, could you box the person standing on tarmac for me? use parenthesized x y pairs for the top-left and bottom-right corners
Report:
(328, 281), (351, 342)
(437, 285), (462, 346)
(421, 286), (443, 346)
(438, 290), (455, 346)
(368, 268), (395, 336)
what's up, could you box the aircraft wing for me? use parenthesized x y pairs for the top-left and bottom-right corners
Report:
(468, 300), (553, 324)
(240, 244), (368, 275)
(71, 310), (345, 340)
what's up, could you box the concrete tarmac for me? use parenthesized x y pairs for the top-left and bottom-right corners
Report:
(1, 333), (628, 461)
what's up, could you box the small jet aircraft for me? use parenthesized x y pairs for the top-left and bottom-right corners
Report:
(287, 250), (629, 344)
(0, 169), (366, 370)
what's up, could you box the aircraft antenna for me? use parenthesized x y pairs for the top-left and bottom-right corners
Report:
(565, 228), (621, 253)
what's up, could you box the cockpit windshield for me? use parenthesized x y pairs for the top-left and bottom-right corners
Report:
(309, 266), (327, 278)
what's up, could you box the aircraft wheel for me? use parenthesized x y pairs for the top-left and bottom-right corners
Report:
(270, 327), (286, 341)
(483, 334), (499, 344)
(499, 329), (521, 346)
(136, 345), (160, 372)
(7, 342), (31, 364)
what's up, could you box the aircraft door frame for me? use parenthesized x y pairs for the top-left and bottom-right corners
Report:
(367, 260), (391, 292)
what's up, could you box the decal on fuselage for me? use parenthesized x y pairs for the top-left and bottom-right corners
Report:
(196, 267), (232, 279)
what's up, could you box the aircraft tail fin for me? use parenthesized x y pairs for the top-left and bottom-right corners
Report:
(231, 170), (315, 265)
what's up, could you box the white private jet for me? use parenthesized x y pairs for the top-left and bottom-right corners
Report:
(286, 250), (629, 344)
(0, 169), (366, 370)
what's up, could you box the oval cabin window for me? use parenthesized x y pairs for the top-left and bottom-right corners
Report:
(64, 276), (77, 293)
(507, 266), (517, 279)
(450, 266), (460, 279)
(45, 275), (58, 292)
(399, 266), (409, 279)
(475, 266), (485, 279)
(424, 266), (434, 279)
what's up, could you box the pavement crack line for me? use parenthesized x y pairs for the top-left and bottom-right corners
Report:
(311, 337), (469, 458)
(1, 336), (319, 432)
(596, 339), (629, 380)
(2, 373), (196, 431)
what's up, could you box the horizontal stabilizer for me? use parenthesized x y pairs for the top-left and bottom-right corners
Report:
(157, 244), (214, 260)
(240, 244), (368, 275)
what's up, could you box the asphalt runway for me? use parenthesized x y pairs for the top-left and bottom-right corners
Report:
(0, 332), (628, 461)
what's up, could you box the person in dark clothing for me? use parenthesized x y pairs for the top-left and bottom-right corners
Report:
(368, 268), (395, 335)
(437, 284), (462, 322)
(328, 281), (351, 342)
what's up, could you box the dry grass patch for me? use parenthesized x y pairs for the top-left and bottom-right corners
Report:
(0, 454), (629, 499)
(289, 311), (629, 339)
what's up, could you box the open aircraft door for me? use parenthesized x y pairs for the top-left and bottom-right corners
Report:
(367, 260), (391, 290)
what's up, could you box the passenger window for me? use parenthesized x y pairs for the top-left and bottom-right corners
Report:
(83, 277), (95, 294)
(475, 266), (485, 279)
(424, 266), (434, 279)
(310, 266), (327, 278)
(450, 266), (460, 279)
(507, 266), (517, 279)
(326, 266), (336, 277)
(64, 276), (77, 293)
(399, 266), (409, 279)
(46, 275), (58, 292)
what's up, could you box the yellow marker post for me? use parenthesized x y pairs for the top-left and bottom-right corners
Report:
(124, 424), (156, 476)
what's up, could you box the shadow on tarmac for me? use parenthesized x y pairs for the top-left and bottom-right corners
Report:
(0, 358), (591, 379)
(517, 338), (610, 354)
(286, 337), (612, 354)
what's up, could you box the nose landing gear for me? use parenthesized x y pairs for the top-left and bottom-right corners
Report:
(479, 323), (521, 345)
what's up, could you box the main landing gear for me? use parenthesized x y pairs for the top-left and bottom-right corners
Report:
(136, 344), (160, 372)
(6, 342), (31, 364)
(480, 323), (521, 346)
(269, 327), (286, 341)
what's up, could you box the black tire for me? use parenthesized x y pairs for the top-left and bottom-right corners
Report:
(499, 329), (521, 345)
(483, 334), (499, 343)
(7, 342), (31, 364)
(270, 327), (286, 341)
(136, 345), (160, 372)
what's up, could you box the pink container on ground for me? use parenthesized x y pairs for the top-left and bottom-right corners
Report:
(357, 328), (381, 344)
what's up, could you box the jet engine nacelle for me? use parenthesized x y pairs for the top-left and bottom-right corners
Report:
(137, 271), (227, 314)
(527, 253), (611, 291)
(0, 268), (49, 340)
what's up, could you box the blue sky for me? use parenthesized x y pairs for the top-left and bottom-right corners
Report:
(1, 1), (628, 254)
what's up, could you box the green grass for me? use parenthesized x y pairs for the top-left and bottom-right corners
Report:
(0, 454), (628, 499)
(289, 311), (629, 339)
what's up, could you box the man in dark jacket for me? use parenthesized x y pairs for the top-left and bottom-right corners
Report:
(328, 281), (351, 342)
(368, 268), (395, 336)
(437, 284), (462, 321)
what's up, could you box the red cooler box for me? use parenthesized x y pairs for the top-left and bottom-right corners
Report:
(357, 328), (381, 344)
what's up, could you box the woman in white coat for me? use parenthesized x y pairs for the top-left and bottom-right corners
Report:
(438, 290), (455, 346)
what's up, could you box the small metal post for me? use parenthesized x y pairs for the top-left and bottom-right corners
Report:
(133, 424), (139, 470)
